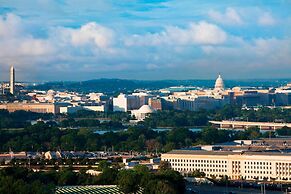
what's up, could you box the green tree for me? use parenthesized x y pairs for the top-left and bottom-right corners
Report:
(191, 169), (205, 178)
(159, 161), (170, 171)
(97, 168), (118, 185)
(276, 126), (291, 136)
(117, 170), (139, 194)
(156, 169), (185, 194)
(97, 160), (110, 171)
(144, 179), (176, 194)
(58, 169), (77, 185)
(245, 127), (261, 139)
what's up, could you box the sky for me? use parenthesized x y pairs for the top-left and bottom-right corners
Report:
(0, 0), (290, 81)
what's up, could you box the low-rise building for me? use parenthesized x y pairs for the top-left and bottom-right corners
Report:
(0, 102), (59, 114)
(0, 152), (27, 162)
(44, 151), (62, 160)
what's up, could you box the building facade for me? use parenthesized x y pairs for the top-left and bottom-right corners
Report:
(0, 103), (58, 114)
(113, 94), (140, 112)
(148, 98), (163, 110)
(162, 150), (291, 182)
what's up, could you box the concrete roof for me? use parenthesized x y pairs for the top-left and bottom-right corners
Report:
(163, 149), (291, 156)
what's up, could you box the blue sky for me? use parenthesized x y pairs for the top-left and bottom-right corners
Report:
(0, 0), (290, 81)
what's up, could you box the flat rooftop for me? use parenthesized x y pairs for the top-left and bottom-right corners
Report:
(164, 150), (291, 156)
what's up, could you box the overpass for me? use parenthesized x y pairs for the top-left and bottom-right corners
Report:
(209, 120), (291, 130)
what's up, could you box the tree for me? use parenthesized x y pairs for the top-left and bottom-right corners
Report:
(145, 139), (160, 152)
(191, 169), (205, 178)
(133, 165), (151, 187)
(58, 169), (77, 185)
(163, 142), (175, 152)
(97, 168), (118, 185)
(218, 175), (230, 185)
(166, 128), (196, 148)
(157, 169), (185, 194)
(245, 127), (261, 139)
(134, 165), (149, 175)
(159, 161), (170, 171)
(0, 176), (18, 194)
(201, 127), (231, 144)
(97, 160), (110, 171)
(117, 170), (139, 194)
(276, 126), (291, 136)
(144, 180), (176, 194)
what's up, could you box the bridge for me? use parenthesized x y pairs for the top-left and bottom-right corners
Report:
(209, 120), (291, 130)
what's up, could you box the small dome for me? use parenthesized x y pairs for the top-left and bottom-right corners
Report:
(232, 87), (241, 91)
(215, 74), (224, 90)
(47, 90), (55, 95)
(138, 105), (155, 113)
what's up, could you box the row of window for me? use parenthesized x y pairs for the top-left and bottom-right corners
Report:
(276, 171), (291, 175)
(276, 163), (291, 166)
(245, 161), (271, 165)
(245, 170), (272, 174)
(171, 163), (227, 168)
(232, 170), (241, 174)
(232, 165), (241, 169)
(244, 176), (291, 180)
(173, 168), (227, 173)
(276, 167), (291, 170)
(276, 164), (291, 170)
(245, 165), (272, 170)
(164, 159), (279, 167)
(164, 159), (227, 164)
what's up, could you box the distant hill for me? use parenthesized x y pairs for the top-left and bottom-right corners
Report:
(28, 78), (291, 94)
(29, 79), (175, 94)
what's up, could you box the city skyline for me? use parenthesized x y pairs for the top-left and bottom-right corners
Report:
(0, 0), (290, 81)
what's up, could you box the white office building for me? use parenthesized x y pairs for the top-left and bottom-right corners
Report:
(113, 94), (140, 112)
(162, 150), (291, 182)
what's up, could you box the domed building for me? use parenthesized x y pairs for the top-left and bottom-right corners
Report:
(214, 74), (224, 91)
(131, 105), (155, 121)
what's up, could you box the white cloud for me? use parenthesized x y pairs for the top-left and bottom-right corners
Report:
(0, 13), (119, 80)
(0, 14), (54, 57)
(202, 37), (291, 68)
(258, 12), (276, 26)
(125, 21), (227, 46)
(0, 13), (22, 37)
(208, 7), (243, 25)
(57, 22), (114, 48)
(0, 14), (115, 57)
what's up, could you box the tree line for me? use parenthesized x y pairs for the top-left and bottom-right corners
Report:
(0, 121), (276, 153)
(2, 105), (291, 129)
(0, 163), (184, 194)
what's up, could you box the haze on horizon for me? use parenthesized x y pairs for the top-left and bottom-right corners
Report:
(0, 0), (290, 82)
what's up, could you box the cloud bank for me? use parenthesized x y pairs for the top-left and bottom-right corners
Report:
(0, 0), (290, 81)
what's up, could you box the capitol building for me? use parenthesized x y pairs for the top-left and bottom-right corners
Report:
(214, 74), (224, 91)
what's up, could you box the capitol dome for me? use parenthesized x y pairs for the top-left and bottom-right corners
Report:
(214, 74), (224, 90)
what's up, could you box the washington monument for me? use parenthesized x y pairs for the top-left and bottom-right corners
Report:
(10, 66), (15, 95)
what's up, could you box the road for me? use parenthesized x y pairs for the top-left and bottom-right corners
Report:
(187, 184), (286, 194)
